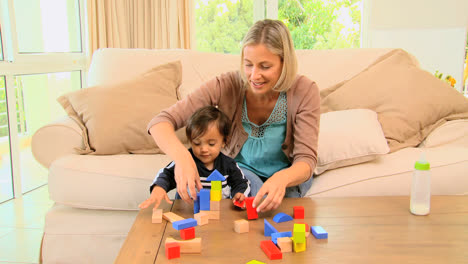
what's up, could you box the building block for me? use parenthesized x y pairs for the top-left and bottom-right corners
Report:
(194, 193), (200, 214)
(206, 169), (226, 181)
(293, 223), (306, 244)
(311, 226), (328, 239)
(162, 212), (184, 223)
(264, 219), (278, 237)
(234, 219), (249, 233)
(277, 237), (293, 253)
(180, 227), (195, 240)
(233, 200), (245, 208)
(260, 240), (282, 260)
(210, 200), (220, 211)
(152, 208), (162, 224)
(165, 242), (180, 259)
(271, 231), (292, 244)
(199, 189), (210, 210)
(200, 210), (220, 220)
(291, 236), (306, 252)
(210, 190), (222, 201)
(245, 197), (258, 220)
(297, 222), (310, 237)
(194, 211), (209, 226)
(293, 206), (304, 219)
(272, 212), (293, 223)
(246, 260), (266, 264)
(172, 218), (197, 230)
(165, 237), (202, 253)
(211, 181), (222, 191)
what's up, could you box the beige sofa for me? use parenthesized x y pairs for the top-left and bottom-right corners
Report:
(33, 48), (468, 263)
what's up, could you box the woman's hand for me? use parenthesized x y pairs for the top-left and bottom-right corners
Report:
(174, 155), (203, 203)
(138, 186), (173, 210)
(252, 172), (288, 213)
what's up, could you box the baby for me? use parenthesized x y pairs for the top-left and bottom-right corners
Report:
(139, 106), (250, 210)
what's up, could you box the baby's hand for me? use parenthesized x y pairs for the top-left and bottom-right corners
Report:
(138, 186), (173, 210)
(232, 192), (246, 208)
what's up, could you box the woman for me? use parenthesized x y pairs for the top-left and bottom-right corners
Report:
(147, 19), (320, 213)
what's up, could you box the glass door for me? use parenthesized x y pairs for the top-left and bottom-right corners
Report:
(0, 0), (87, 202)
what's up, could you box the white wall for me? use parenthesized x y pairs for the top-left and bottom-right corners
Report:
(364, 0), (468, 92)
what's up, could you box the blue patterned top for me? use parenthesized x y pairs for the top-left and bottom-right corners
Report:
(235, 92), (290, 178)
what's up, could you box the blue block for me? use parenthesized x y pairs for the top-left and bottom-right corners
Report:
(264, 219), (278, 237)
(199, 189), (210, 210)
(206, 169), (226, 181)
(172, 218), (197, 230)
(194, 193), (200, 214)
(273, 212), (293, 223)
(311, 226), (328, 239)
(271, 231), (292, 244)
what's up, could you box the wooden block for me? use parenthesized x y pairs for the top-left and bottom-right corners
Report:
(246, 260), (266, 264)
(245, 197), (258, 220)
(291, 236), (306, 252)
(163, 212), (184, 223)
(211, 181), (222, 191)
(165, 242), (180, 259)
(152, 208), (162, 224)
(172, 218), (197, 230)
(260, 240), (282, 260)
(165, 237), (202, 253)
(272, 212), (293, 223)
(194, 193), (200, 214)
(200, 210), (220, 220)
(233, 200), (245, 208)
(264, 219), (278, 237)
(234, 219), (249, 233)
(293, 206), (304, 219)
(194, 211), (209, 226)
(277, 237), (292, 253)
(206, 169), (226, 181)
(311, 226), (328, 239)
(210, 200), (220, 211)
(180, 227), (195, 240)
(293, 223), (306, 244)
(200, 189), (210, 210)
(297, 222), (310, 237)
(210, 190), (222, 201)
(271, 231), (292, 244)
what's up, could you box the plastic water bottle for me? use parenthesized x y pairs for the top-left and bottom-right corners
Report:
(410, 152), (431, 215)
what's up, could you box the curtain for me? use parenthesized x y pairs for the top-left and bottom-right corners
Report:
(87, 0), (194, 57)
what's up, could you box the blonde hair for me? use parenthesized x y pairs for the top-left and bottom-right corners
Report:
(240, 19), (297, 92)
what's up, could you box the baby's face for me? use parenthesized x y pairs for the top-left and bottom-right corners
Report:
(191, 123), (225, 170)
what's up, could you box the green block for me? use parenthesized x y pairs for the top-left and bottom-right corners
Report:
(211, 181), (222, 191)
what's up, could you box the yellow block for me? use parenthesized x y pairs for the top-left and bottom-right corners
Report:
(210, 190), (222, 201)
(211, 181), (222, 191)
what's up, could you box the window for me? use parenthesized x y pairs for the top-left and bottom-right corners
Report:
(195, 0), (362, 54)
(0, 0), (86, 202)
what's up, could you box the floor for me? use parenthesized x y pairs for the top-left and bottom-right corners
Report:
(0, 185), (53, 263)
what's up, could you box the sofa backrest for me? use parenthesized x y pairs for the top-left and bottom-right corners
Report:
(87, 47), (403, 98)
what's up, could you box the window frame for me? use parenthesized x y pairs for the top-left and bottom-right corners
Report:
(0, 0), (88, 198)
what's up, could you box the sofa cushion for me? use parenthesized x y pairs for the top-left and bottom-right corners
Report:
(315, 109), (389, 175)
(49, 154), (174, 210)
(58, 61), (182, 155)
(320, 49), (468, 152)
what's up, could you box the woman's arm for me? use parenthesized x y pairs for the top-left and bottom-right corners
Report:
(150, 122), (202, 202)
(252, 161), (311, 212)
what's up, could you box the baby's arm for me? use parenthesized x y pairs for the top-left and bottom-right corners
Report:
(138, 186), (173, 209)
(227, 160), (250, 202)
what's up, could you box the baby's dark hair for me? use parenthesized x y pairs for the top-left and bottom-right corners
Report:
(186, 106), (231, 143)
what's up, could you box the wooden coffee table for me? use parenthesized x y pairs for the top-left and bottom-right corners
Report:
(115, 196), (468, 263)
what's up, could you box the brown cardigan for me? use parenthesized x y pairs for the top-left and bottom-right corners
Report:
(147, 71), (320, 177)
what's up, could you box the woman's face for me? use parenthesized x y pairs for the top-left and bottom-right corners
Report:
(243, 44), (283, 96)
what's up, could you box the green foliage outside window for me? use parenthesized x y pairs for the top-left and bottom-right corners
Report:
(195, 0), (361, 54)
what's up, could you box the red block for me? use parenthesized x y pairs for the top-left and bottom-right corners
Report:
(233, 200), (246, 208)
(293, 206), (304, 219)
(260, 240), (282, 260)
(245, 197), (258, 220)
(180, 227), (195, 240)
(165, 242), (180, 259)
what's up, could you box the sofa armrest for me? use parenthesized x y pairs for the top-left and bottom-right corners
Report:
(32, 116), (85, 168)
(419, 120), (468, 148)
